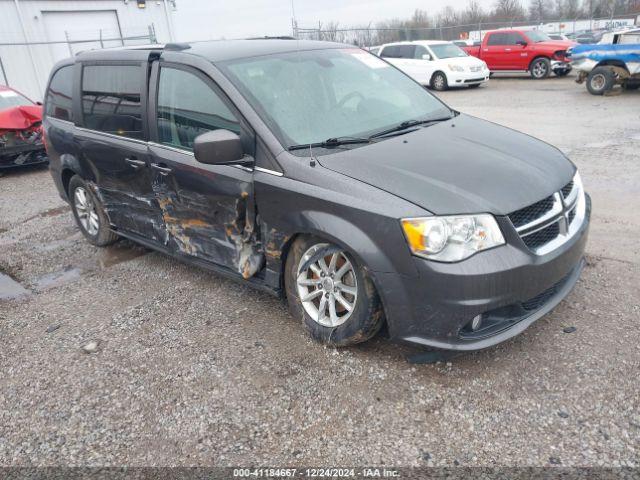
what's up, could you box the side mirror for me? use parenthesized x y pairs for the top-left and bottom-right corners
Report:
(193, 129), (250, 166)
(516, 40), (527, 46)
(36, 101), (43, 106)
(422, 54), (432, 60)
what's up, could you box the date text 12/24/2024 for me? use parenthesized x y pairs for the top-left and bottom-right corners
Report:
(233, 468), (401, 478)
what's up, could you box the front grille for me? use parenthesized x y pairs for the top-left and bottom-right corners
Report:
(508, 195), (555, 229)
(561, 181), (574, 199)
(521, 222), (560, 249)
(522, 273), (570, 311)
(568, 207), (576, 225)
(463, 77), (485, 83)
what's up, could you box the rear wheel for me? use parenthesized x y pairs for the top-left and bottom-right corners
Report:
(69, 175), (118, 247)
(285, 236), (384, 346)
(530, 57), (551, 79)
(430, 71), (448, 91)
(586, 67), (615, 95)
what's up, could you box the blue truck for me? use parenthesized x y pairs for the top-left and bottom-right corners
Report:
(569, 28), (640, 95)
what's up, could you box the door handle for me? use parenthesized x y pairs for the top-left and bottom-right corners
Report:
(505, 48), (512, 51)
(150, 163), (173, 176)
(125, 157), (146, 169)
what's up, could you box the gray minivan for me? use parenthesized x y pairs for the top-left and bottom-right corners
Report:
(43, 40), (590, 351)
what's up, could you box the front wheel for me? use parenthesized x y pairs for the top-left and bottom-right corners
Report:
(430, 72), (448, 91)
(285, 236), (384, 346)
(530, 58), (551, 79)
(586, 67), (615, 95)
(69, 175), (118, 246)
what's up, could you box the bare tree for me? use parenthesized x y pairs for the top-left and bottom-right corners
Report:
(493, 0), (527, 20)
(529, 0), (551, 20)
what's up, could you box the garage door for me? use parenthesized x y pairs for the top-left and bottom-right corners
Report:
(42, 10), (123, 61)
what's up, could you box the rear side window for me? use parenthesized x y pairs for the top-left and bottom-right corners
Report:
(156, 67), (240, 151)
(45, 66), (73, 121)
(487, 33), (506, 45)
(81, 65), (143, 139)
(397, 45), (416, 58)
(380, 45), (399, 58)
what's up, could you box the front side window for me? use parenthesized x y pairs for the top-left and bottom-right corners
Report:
(429, 43), (468, 59)
(156, 67), (240, 151)
(220, 48), (451, 152)
(505, 33), (526, 45)
(81, 65), (143, 139)
(45, 66), (73, 121)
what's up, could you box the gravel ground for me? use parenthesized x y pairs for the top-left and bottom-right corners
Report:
(0, 76), (639, 468)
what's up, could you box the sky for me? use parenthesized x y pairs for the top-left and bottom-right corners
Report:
(171, 0), (491, 41)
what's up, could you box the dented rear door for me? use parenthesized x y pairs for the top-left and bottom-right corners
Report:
(147, 62), (262, 277)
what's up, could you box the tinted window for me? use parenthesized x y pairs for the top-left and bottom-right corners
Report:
(397, 45), (416, 58)
(505, 33), (525, 44)
(82, 65), (143, 139)
(380, 45), (400, 58)
(487, 33), (507, 45)
(157, 67), (240, 151)
(413, 45), (429, 59)
(45, 66), (73, 121)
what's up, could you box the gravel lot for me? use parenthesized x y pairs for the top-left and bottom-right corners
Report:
(1, 76), (639, 468)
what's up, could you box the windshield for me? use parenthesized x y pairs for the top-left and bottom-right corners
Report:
(0, 89), (33, 110)
(220, 48), (451, 151)
(430, 43), (468, 59)
(525, 31), (552, 42)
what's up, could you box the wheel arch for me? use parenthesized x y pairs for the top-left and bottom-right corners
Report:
(430, 70), (447, 86)
(59, 153), (91, 200)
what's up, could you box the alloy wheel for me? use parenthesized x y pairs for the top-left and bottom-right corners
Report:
(74, 187), (99, 236)
(296, 243), (358, 328)
(533, 61), (548, 78)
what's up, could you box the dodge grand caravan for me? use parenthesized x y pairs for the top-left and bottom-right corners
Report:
(43, 40), (590, 351)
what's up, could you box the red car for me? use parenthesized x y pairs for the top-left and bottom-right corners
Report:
(0, 85), (47, 169)
(463, 30), (575, 79)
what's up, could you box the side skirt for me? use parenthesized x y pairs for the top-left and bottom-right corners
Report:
(113, 228), (282, 298)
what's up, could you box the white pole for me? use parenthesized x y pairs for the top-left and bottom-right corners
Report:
(162, 0), (176, 42)
(13, 0), (44, 97)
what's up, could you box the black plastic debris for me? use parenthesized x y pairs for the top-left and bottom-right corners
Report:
(563, 326), (577, 333)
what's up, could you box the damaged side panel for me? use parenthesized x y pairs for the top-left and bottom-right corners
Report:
(148, 144), (264, 279)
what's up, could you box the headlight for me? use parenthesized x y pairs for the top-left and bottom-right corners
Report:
(401, 214), (505, 262)
(448, 64), (464, 72)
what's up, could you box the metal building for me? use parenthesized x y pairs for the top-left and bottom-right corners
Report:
(0, 0), (176, 100)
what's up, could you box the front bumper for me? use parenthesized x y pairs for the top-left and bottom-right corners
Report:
(375, 194), (591, 351)
(448, 68), (490, 86)
(551, 60), (572, 73)
(0, 143), (48, 169)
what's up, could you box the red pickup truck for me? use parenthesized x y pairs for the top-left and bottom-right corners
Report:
(463, 30), (574, 79)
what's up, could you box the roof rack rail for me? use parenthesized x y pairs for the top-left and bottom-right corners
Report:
(164, 43), (191, 51)
(247, 36), (295, 40)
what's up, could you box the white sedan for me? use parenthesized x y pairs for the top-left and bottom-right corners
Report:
(377, 40), (490, 91)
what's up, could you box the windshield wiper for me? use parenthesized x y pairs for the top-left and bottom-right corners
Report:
(368, 116), (453, 139)
(287, 136), (372, 151)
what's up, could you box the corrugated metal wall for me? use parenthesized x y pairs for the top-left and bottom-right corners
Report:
(0, 0), (175, 100)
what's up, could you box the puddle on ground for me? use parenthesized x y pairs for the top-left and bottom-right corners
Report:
(97, 242), (148, 269)
(33, 267), (82, 292)
(0, 272), (31, 300)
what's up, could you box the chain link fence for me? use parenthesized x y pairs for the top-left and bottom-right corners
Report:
(294, 14), (638, 46)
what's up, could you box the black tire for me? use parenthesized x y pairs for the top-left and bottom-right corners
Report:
(285, 235), (384, 347)
(586, 67), (615, 95)
(430, 71), (448, 91)
(624, 82), (640, 91)
(530, 57), (551, 79)
(68, 175), (118, 247)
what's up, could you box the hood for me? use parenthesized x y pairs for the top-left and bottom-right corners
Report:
(317, 114), (575, 216)
(0, 105), (42, 131)
(441, 55), (486, 67)
(531, 40), (574, 51)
